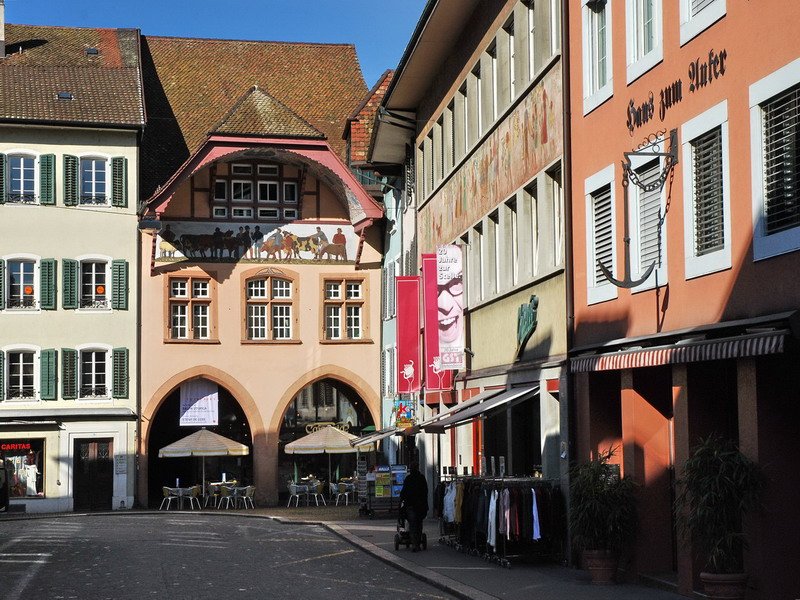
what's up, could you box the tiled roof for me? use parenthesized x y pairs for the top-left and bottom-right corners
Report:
(139, 35), (367, 198)
(211, 86), (324, 139)
(0, 24), (144, 127)
(346, 69), (394, 165)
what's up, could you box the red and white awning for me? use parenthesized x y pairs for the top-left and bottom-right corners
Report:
(571, 330), (787, 373)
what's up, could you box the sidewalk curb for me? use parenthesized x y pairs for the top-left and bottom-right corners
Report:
(322, 522), (499, 600)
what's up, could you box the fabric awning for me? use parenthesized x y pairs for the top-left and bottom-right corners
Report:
(424, 385), (539, 433)
(571, 330), (787, 373)
(350, 427), (400, 448)
(416, 389), (502, 432)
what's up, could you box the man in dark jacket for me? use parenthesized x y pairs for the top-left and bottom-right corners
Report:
(400, 461), (428, 551)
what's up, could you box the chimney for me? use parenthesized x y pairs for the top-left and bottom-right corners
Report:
(0, 0), (5, 59)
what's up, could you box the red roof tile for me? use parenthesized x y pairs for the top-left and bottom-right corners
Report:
(0, 24), (144, 127)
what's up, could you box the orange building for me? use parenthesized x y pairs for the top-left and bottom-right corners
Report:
(136, 36), (383, 506)
(568, 0), (800, 596)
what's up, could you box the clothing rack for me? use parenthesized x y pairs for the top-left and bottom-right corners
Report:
(433, 475), (564, 568)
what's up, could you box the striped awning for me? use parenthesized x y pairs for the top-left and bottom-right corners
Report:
(571, 330), (787, 373)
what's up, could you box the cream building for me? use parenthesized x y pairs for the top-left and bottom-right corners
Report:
(0, 23), (143, 512)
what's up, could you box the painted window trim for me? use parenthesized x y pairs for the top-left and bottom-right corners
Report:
(75, 343), (112, 401)
(3, 149), (42, 205)
(582, 0), (614, 116)
(2, 253), (41, 313)
(75, 254), (113, 313)
(625, 0), (663, 84)
(749, 57), (800, 261)
(164, 271), (218, 342)
(2, 344), (41, 402)
(320, 274), (370, 342)
(77, 153), (112, 208)
(679, 0), (726, 46)
(682, 100), (731, 279)
(628, 150), (668, 293)
(240, 267), (299, 343)
(585, 164), (618, 305)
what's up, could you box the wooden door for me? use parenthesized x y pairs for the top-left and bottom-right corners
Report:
(73, 439), (113, 511)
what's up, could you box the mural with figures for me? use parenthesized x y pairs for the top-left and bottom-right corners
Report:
(418, 63), (563, 253)
(155, 222), (356, 263)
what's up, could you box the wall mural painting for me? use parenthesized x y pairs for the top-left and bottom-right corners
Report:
(155, 222), (356, 264)
(419, 63), (563, 253)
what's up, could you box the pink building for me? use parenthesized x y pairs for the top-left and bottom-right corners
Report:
(137, 36), (383, 506)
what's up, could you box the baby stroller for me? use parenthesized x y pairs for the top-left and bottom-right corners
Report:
(394, 501), (427, 551)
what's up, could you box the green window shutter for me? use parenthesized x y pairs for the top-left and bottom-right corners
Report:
(0, 259), (5, 310)
(61, 348), (77, 399)
(63, 155), (79, 206)
(39, 154), (56, 205)
(111, 157), (128, 208)
(0, 352), (4, 399)
(40, 258), (57, 310)
(40, 349), (58, 400)
(62, 259), (79, 309)
(111, 260), (129, 310)
(0, 153), (6, 204)
(112, 348), (129, 399)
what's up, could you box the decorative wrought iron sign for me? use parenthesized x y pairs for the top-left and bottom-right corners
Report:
(627, 48), (728, 134)
(598, 129), (679, 288)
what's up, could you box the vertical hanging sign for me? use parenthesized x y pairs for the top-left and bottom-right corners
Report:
(436, 244), (465, 369)
(396, 276), (422, 393)
(422, 254), (454, 395)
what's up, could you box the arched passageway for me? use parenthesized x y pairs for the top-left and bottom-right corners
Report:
(146, 380), (253, 507)
(277, 378), (374, 492)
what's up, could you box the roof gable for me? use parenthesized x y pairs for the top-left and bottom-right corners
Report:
(211, 86), (324, 139)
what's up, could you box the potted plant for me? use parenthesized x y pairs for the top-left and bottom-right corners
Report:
(569, 447), (637, 585)
(674, 435), (764, 600)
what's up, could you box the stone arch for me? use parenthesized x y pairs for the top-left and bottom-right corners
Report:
(268, 364), (380, 434)
(138, 365), (266, 506)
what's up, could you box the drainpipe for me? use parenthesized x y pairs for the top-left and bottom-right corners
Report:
(559, 0), (576, 567)
(1, 0), (6, 59)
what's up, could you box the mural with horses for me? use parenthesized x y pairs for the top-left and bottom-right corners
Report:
(155, 221), (355, 264)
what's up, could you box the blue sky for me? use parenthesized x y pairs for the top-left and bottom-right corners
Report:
(3, 0), (427, 87)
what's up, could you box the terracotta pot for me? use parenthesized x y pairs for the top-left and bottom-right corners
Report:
(583, 549), (618, 585)
(700, 572), (748, 600)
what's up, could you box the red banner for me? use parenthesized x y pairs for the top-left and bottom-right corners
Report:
(396, 276), (422, 393)
(422, 254), (453, 402)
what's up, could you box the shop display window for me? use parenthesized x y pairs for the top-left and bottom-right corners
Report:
(1, 439), (45, 498)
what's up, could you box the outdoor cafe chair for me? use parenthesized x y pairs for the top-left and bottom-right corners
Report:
(287, 483), (308, 507)
(159, 486), (179, 510)
(217, 485), (235, 510)
(335, 482), (352, 506)
(204, 484), (220, 508)
(187, 485), (202, 510)
(240, 486), (256, 509)
(308, 480), (326, 506)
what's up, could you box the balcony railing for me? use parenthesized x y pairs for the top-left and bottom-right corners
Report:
(7, 297), (37, 309)
(79, 195), (109, 206)
(6, 386), (35, 400)
(80, 385), (108, 398)
(80, 297), (109, 309)
(6, 193), (38, 205)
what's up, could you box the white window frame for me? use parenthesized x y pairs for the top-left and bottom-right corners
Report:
(582, 0), (614, 116)
(679, 0), (726, 46)
(259, 208), (279, 220)
(4, 149), (41, 205)
(231, 207), (253, 219)
(272, 303), (292, 340)
(76, 254), (112, 312)
(3, 253), (40, 312)
(78, 154), (111, 207)
(257, 164), (278, 177)
(2, 344), (40, 402)
(682, 101), (731, 279)
(750, 57), (800, 261)
(213, 206), (228, 218)
(76, 343), (112, 400)
(231, 180), (253, 203)
(231, 163), (252, 176)
(283, 182), (299, 204)
(626, 0), (663, 84)
(258, 181), (279, 203)
(585, 165), (618, 304)
(628, 153), (668, 292)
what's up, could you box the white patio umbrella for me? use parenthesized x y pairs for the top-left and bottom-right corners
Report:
(158, 428), (250, 491)
(284, 425), (374, 486)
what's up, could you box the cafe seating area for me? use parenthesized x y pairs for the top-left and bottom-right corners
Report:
(287, 477), (357, 507)
(158, 482), (256, 510)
